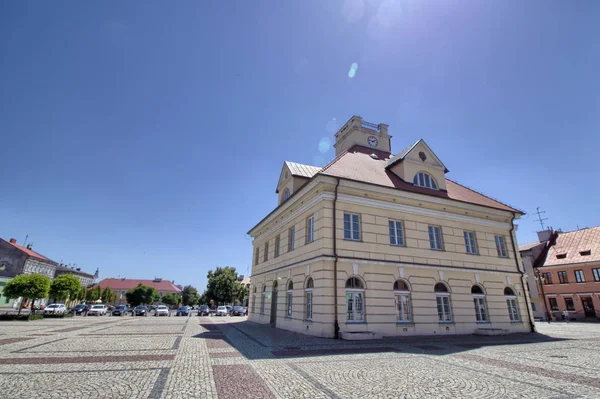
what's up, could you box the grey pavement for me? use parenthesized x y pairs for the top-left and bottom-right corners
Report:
(0, 314), (599, 398)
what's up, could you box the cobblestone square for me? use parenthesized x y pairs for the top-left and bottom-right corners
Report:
(0, 316), (598, 398)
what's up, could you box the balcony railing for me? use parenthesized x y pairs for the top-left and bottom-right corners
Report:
(361, 120), (380, 132)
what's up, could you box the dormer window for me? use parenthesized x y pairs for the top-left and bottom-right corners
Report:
(413, 172), (438, 189)
(283, 188), (291, 201)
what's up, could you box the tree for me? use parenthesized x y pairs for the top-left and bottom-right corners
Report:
(49, 274), (82, 303)
(205, 266), (239, 305)
(162, 293), (182, 307)
(86, 285), (102, 302)
(181, 285), (199, 306)
(101, 286), (115, 304)
(3, 274), (51, 315)
(77, 285), (87, 302)
(234, 283), (249, 305)
(125, 284), (159, 307)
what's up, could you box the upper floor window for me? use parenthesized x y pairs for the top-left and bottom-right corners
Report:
(288, 227), (295, 251)
(413, 172), (438, 189)
(283, 188), (291, 201)
(306, 215), (315, 243)
(344, 213), (361, 241)
(542, 272), (552, 285)
(254, 247), (260, 266)
(495, 235), (508, 258)
(389, 220), (405, 246)
(575, 270), (585, 283)
(464, 231), (478, 254)
(274, 235), (280, 258)
(263, 241), (269, 262)
(593, 268), (600, 282)
(558, 271), (568, 284)
(428, 226), (444, 250)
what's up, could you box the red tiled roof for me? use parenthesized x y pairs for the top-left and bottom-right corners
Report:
(2, 239), (54, 262)
(542, 226), (600, 267)
(96, 278), (182, 293)
(319, 145), (522, 214)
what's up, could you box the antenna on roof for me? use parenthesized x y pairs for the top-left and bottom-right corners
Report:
(23, 234), (28, 247)
(534, 207), (548, 230)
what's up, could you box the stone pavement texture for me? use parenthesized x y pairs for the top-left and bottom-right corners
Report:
(0, 314), (599, 398)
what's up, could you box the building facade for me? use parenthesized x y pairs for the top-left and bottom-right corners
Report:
(96, 278), (183, 304)
(54, 265), (97, 288)
(536, 227), (600, 321)
(248, 116), (533, 338)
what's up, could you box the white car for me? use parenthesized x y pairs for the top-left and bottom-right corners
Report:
(87, 305), (107, 316)
(155, 306), (169, 317)
(44, 304), (66, 314)
(215, 306), (228, 316)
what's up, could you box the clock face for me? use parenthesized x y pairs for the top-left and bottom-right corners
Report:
(367, 136), (379, 148)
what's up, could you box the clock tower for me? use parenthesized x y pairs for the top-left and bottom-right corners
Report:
(333, 116), (392, 156)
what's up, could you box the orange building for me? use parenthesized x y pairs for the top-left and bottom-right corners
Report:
(537, 227), (600, 321)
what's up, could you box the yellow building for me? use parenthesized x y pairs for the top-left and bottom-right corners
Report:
(248, 116), (533, 338)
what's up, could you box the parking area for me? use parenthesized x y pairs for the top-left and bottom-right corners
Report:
(0, 317), (599, 398)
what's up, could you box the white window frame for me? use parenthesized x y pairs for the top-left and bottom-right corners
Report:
(286, 290), (293, 318)
(288, 227), (295, 251)
(505, 292), (520, 322)
(473, 295), (489, 322)
(346, 290), (365, 322)
(593, 268), (600, 282)
(283, 188), (290, 201)
(495, 235), (508, 258)
(344, 213), (361, 241)
(428, 225), (444, 250)
(464, 231), (478, 255)
(394, 282), (412, 322)
(306, 215), (315, 244)
(575, 270), (585, 283)
(436, 294), (452, 322)
(413, 172), (438, 189)
(389, 220), (405, 246)
(305, 290), (313, 320)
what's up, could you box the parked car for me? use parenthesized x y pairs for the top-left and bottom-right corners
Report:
(197, 305), (210, 316)
(148, 305), (157, 311)
(176, 306), (190, 316)
(87, 305), (107, 316)
(155, 305), (169, 316)
(215, 306), (228, 316)
(112, 305), (129, 316)
(133, 306), (148, 316)
(231, 306), (247, 316)
(68, 304), (88, 315)
(44, 304), (66, 314)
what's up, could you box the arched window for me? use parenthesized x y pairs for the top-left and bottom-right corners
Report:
(434, 282), (452, 322)
(286, 280), (294, 317)
(346, 277), (365, 322)
(471, 285), (488, 322)
(283, 188), (291, 201)
(413, 172), (438, 189)
(393, 280), (412, 322)
(260, 285), (266, 315)
(504, 287), (520, 322)
(305, 277), (313, 320)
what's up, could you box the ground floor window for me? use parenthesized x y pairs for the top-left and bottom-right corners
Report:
(436, 296), (452, 322)
(286, 292), (292, 317)
(549, 297), (559, 311)
(565, 297), (575, 311)
(395, 293), (412, 322)
(305, 292), (312, 320)
(260, 286), (266, 314)
(346, 292), (364, 321)
(504, 287), (520, 322)
(531, 302), (536, 312)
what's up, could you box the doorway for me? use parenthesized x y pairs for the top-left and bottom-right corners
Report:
(270, 281), (278, 327)
(582, 297), (596, 318)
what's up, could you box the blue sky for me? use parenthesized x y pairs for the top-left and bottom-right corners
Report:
(1, 1), (599, 292)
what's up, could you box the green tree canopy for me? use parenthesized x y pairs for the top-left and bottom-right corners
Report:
(205, 266), (239, 305)
(101, 286), (115, 304)
(49, 274), (82, 302)
(3, 274), (51, 314)
(234, 282), (249, 305)
(162, 293), (182, 307)
(181, 285), (199, 306)
(125, 284), (159, 307)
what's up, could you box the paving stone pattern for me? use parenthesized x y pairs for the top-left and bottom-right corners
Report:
(0, 315), (599, 398)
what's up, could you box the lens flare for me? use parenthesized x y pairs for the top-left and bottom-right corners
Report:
(318, 138), (331, 153)
(348, 62), (358, 78)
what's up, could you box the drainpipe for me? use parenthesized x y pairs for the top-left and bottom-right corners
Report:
(509, 212), (536, 333)
(333, 178), (341, 339)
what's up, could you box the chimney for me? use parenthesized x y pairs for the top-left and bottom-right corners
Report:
(26, 244), (33, 250)
(9, 238), (16, 244)
(537, 229), (553, 243)
(76, 268), (81, 271)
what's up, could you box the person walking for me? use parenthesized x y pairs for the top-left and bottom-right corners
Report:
(562, 309), (569, 323)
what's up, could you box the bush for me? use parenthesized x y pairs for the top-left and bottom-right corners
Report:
(0, 313), (43, 321)
(43, 312), (73, 318)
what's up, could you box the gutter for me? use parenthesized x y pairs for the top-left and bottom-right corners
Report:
(509, 212), (535, 333)
(333, 178), (341, 339)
